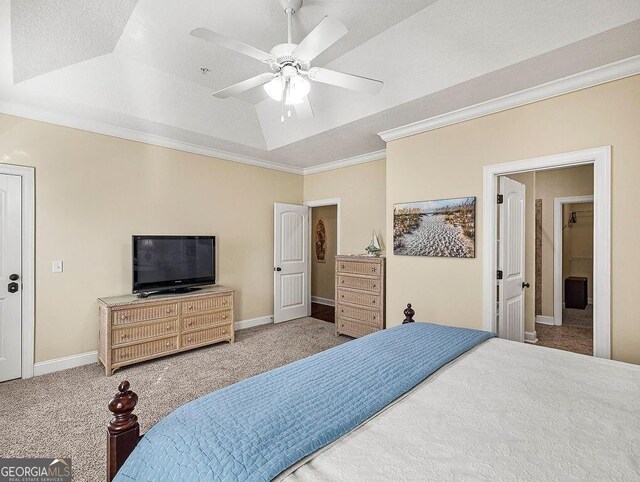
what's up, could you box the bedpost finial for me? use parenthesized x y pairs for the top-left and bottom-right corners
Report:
(108, 380), (139, 434)
(403, 303), (415, 324)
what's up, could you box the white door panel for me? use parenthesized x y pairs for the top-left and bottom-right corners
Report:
(498, 177), (526, 342)
(274, 203), (309, 323)
(0, 174), (22, 382)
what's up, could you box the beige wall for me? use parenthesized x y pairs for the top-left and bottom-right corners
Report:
(386, 75), (640, 364)
(304, 159), (386, 255)
(0, 114), (303, 362)
(563, 202), (594, 300)
(311, 205), (337, 301)
(536, 166), (593, 316)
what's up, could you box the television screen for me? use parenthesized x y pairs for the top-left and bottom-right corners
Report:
(132, 235), (215, 293)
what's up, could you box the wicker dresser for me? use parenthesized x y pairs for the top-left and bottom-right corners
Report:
(98, 286), (234, 376)
(335, 255), (385, 337)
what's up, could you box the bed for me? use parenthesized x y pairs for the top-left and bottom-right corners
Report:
(106, 305), (640, 481)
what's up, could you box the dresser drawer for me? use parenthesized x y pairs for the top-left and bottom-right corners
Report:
(112, 319), (178, 346)
(337, 289), (380, 308)
(181, 295), (232, 315)
(182, 310), (232, 331)
(181, 325), (232, 348)
(112, 303), (178, 326)
(337, 304), (381, 326)
(337, 260), (382, 276)
(337, 275), (381, 293)
(112, 336), (177, 364)
(337, 319), (378, 338)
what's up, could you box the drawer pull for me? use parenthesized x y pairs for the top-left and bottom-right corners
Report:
(187, 337), (192, 342)
(166, 342), (172, 347)
(166, 308), (172, 314)
(120, 334), (128, 339)
(187, 321), (193, 326)
(340, 279), (344, 284)
(223, 300), (228, 305)
(222, 330), (227, 334)
(166, 325), (172, 330)
(341, 294), (344, 298)
(222, 314), (227, 319)
(120, 315), (128, 320)
(371, 267), (377, 272)
(373, 284), (377, 288)
(340, 309), (344, 313)
(373, 315), (377, 320)
(340, 264), (345, 269)
(372, 300), (376, 304)
(120, 352), (128, 358)
(188, 306), (194, 311)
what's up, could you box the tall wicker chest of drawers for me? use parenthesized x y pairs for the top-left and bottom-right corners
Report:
(335, 255), (385, 337)
(98, 286), (234, 376)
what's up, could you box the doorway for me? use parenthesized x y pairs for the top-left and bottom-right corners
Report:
(484, 147), (610, 359)
(305, 198), (341, 324)
(0, 164), (35, 381)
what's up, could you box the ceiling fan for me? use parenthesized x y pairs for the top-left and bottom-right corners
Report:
(190, 0), (384, 122)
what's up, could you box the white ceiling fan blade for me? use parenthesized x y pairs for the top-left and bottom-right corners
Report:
(307, 67), (383, 95)
(293, 17), (348, 63)
(213, 73), (277, 99)
(294, 96), (314, 119)
(190, 27), (274, 64)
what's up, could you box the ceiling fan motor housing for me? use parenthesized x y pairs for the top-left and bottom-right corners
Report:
(269, 43), (309, 71)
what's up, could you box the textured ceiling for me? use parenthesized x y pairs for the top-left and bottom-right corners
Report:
(2, 0), (640, 170)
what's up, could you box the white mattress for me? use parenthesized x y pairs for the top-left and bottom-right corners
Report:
(281, 338), (640, 481)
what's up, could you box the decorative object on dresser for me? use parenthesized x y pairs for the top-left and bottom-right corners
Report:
(98, 286), (234, 376)
(335, 255), (385, 337)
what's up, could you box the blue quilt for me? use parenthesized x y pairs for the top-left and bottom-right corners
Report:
(115, 322), (494, 481)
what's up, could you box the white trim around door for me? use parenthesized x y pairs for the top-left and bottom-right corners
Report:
(0, 163), (35, 379)
(304, 198), (342, 316)
(553, 195), (594, 326)
(482, 146), (611, 359)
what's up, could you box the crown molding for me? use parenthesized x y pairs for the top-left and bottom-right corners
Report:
(378, 55), (640, 143)
(301, 149), (386, 175)
(0, 99), (305, 175)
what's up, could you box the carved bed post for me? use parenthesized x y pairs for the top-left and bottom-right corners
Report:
(107, 381), (140, 481)
(403, 303), (415, 324)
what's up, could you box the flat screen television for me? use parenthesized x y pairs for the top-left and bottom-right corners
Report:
(132, 235), (216, 296)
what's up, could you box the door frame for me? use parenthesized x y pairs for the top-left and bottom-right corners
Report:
(303, 198), (341, 313)
(0, 163), (35, 379)
(482, 146), (610, 359)
(553, 195), (594, 326)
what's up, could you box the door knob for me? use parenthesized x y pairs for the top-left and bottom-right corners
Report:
(8, 282), (19, 293)
(275, 267), (282, 272)
(9, 274), (19, 281)
(522, 282), (531, 289)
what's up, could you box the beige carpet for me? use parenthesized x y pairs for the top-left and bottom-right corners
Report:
(0, 317), (346, 482)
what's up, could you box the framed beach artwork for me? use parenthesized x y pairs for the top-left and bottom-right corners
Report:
(393, 196), (476, 258)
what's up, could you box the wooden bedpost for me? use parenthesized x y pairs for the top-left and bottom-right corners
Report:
(107, 381), (140, 481)
(402, 303), (415, 324)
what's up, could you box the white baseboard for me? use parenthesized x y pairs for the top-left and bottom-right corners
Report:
(33, 315), (275, 377)
(33, 350), (98, 376)
(535, 315), (556, 326)
(524, 331), (538, 344)
(234, 315), (273, 331)
(311, 296), (335, 307)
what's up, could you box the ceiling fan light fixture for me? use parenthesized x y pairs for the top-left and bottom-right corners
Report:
(264, 76), (285, 101)
(285, 75), (310, 105)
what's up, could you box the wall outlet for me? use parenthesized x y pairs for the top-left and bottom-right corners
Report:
(52, 260), (63, 273)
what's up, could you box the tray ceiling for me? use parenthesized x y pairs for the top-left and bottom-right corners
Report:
(2, 0), (640, 171)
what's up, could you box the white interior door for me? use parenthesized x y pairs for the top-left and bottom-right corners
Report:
(498, 176), (526, 342)
(0, 174), (22, 382)
(274, 203), (310, 323)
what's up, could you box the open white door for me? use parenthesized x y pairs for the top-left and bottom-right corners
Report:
(274, 203), (310, 323)
(498, 177), (526, 342)
(0, 174), (22, 382)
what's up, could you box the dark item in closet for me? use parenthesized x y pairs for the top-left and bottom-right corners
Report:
(565, 276), (588, 310)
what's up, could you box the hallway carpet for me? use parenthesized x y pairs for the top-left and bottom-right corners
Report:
(0, 318), (347, 482)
